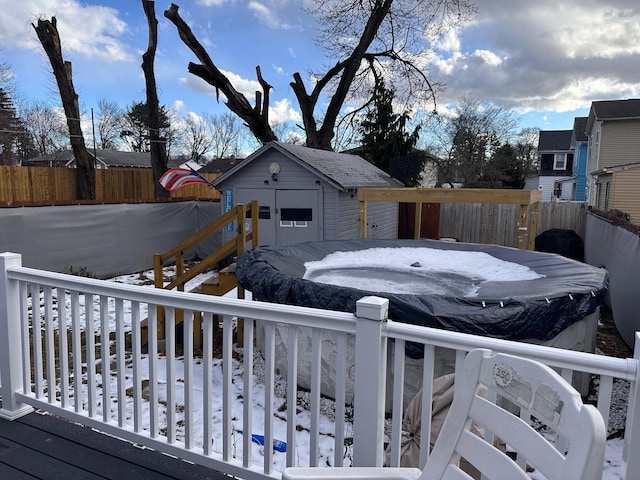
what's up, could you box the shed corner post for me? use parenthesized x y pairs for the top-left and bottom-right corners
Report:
(352, 296), (389, 467)
(0, 252), (34, 420)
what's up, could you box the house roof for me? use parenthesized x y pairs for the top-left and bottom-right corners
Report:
(572, 117), (588, 143)
(538, 130), (573, 151)
(212, 141), (403, 191)
(586, 99), (640, 132)
(199, 156), (244, 174)
(24, 149), (184, 168)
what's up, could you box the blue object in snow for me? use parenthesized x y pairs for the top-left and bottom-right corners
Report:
(238, 432), (287, 452)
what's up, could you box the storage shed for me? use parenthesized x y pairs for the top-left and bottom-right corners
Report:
(212, 141), (403, 247)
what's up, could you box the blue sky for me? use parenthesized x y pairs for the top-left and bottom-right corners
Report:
(2, 0), (640, 150)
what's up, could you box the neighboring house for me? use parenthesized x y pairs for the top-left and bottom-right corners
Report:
(199, 155), (244, 175)
(553, 117), (589, 202)
(586, 98), (640, 223)
(23, 149), (182, 169)
(524, 130), (574, 201)
(212, 141), (403, 247)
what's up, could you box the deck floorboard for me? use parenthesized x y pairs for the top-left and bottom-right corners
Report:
(0, 410), (231, 480)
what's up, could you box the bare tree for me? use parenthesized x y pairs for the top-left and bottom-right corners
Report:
(210, 112), (244, 159)
(96, 99), (124, 150)
(181, 112), (213, 162)
(32, 17), (95, 199)
(142, 0), (169, 198)
(165, 1), (475, 151)
(19, 101), (69, 155)
(431, 95), (519, 186)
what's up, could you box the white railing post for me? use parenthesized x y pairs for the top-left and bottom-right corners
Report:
(0, 252), (33, 420)
(623, 332), (640, 479)
(352, 296), (389, 467)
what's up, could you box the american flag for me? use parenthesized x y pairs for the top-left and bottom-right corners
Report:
(159, 167), (212, 191)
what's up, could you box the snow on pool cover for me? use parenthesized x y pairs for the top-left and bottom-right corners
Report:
(236, 239), (607, 348)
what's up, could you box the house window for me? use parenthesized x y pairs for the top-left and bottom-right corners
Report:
(553, 153), (567, 170)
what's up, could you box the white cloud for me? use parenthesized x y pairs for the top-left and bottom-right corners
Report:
(269, 97), (301, 123)
(178, 71), (261, 102)
(428, 0), (640, 114)
(248, 1), (294, 30)
(1, 1), (132, 62)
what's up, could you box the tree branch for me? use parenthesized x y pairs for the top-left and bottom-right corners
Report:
(165, 3), (276, 144)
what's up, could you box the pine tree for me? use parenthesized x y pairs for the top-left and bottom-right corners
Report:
(0, 88), (34, 164)
(359, 79), (421, 181)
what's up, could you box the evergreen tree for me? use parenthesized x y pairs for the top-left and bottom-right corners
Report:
(121, 101), (170, 153)
(0, 88), (34, 164)
(359, 79), (421, 182)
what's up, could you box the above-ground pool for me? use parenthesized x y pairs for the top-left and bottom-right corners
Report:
(236, 238), (608, 404)
(237, 238), (607, 345)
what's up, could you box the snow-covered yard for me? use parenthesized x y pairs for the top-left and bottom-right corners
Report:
(32, 260), (626, 479)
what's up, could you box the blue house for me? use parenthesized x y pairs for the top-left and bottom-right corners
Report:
(566, 117), (589, 202)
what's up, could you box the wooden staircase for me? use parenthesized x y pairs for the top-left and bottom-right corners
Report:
(141, 201), (259, 350)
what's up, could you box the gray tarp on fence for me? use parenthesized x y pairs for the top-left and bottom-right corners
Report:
(585, 212), (640, 347)
(0, 201), (221, 278)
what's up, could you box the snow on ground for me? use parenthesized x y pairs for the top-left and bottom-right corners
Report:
(41, 251), (625, 478)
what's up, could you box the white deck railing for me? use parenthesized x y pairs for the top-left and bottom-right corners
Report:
(1, 251), (638, 479)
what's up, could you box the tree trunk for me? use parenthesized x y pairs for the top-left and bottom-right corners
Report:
(32, 17), (95, 200)
(142, 0), (170, 199)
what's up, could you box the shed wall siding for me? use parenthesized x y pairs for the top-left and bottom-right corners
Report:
(338, 192), (360, 240)
(612, 168), (640, 224)
(600, 121), (640, 168)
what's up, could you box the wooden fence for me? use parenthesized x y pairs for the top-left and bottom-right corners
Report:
(0, 166), (220, 203)
(439, 201), (588, 247)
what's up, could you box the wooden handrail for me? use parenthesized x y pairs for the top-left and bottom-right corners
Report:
(154, 200), (258, 293)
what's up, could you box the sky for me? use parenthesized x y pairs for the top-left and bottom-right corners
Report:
(2, 0), (640, 152)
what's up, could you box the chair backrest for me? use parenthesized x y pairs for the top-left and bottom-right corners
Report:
(422, 348), (606, 480)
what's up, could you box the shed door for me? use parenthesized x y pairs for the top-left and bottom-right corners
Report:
(276, 190), (320, 245)
(236, 188), (276, 247)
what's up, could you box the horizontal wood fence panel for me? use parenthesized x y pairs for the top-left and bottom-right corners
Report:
(0, 166), (219, 203)
(439, 201), (588, 247)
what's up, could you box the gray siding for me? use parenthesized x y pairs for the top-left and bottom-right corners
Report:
(321, 187), (339, 240)
(338, 193), (399, 240)
(338, 191), (360, 239)
(367, 201), (399, 239)
(216, 150), (324, 245)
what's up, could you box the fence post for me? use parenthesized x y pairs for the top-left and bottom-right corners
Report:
(623, 332), (640, 478)
(352, 296), (389, 467)
(0, 252), (33, 420)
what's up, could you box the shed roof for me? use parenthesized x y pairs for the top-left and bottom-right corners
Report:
(538, 130), (572, 151)
(212, 141), (403, 191)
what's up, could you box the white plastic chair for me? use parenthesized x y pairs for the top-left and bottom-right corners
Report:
(282, 348), (606, 480)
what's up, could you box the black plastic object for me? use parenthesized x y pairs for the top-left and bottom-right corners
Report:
(237, 239), (607, 356)
(535, 229), (585, 261)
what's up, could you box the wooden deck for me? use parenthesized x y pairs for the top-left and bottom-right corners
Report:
(0, 408), (231, 480)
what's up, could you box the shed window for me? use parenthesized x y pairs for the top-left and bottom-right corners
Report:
(280, 208), (312, 228)
(281, 208), (312, 222)
(246, 206), (271, 220)
(554, 153), (567, 170)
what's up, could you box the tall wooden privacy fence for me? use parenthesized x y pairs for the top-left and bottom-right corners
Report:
(0, 166), (220, 203)
(439, 201), (588, 247)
